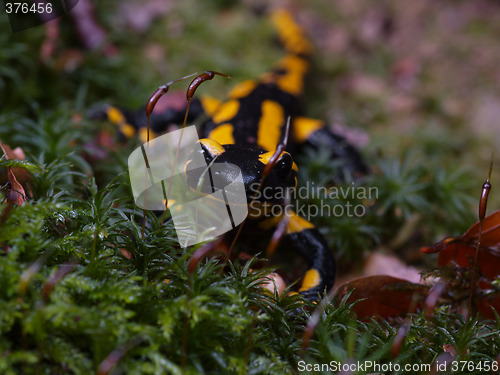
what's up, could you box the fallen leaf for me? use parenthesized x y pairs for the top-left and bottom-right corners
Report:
(363, 252), (422, 284)
(437, 243), (500, 281)
(462, 209), (500, 247)
(1, 141), (28, 206)
(7, 169), (26, 206)
(259, 272), (286, 296)
(421, 209), (500, 318)
(335, 275), (426, 320)
(120, 248), (133, 259)
(0, 140), (28, 183)
(474, 292), (500, 320)
(187, 238), (228, 274)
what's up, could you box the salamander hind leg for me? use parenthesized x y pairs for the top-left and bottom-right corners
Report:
(292, 116), (369, 181)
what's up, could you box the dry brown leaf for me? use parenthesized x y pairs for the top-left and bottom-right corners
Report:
(1, 140), (28, 206)
(0, 140), (28, 183)
(335, 275), (426, 320)
(259, 272), (286, 296)
(6, 169), (26, 206)
(421, 208), (500, 318)
(363, 252), (422, 284)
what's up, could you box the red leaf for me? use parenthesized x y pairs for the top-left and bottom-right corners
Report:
(421, 209), (500, 254)
(462, 209), (500, 247)
(437, 243), (500, 281)
(120, 248), (133, 259)
(7, 169), (26, 206)
(421, 208), (500, 318)
(335, 275), (426, 320)
(475, 292), (500, 320)
(0, 140), (28, 183)
(1, 141), (27, 206)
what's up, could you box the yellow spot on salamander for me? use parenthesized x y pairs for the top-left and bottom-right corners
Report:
(229, 80), (257, 99)
(275, 56), (309, 96)
(292, 117), (324, 143)
(259, 55), (310, 96)
(105, 107), (136, 139)
(199, 138), (225, 156)
(257, 100), (284, 151)
(258, 150), (282, 165)
(212, 99), (240, 124)
(299, 269), (321, 292)
(276, 73), (302, 96)
(107, 106), (126, 124)
(258, 150), (297, 172)
(286, 211), (314, 234)
(200, 96), (222, 117)
(270, 9), (313, 56)
(258, 211), (314, 234)
(120, 123), (136, 139)
(277, 55), (309, 74)
(208, 123), (235, 145)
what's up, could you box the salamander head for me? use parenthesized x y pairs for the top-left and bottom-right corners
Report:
(186, 138), (297, 204)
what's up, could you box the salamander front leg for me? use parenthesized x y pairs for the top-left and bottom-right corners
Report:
(261, 211), (336, 300)
(284, 212), (336, 300)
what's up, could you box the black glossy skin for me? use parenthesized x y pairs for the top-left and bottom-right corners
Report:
(188, 142), (297, 205)
(202, 83), (299, 147)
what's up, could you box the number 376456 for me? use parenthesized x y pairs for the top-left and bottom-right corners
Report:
(5, 2), (53, 14)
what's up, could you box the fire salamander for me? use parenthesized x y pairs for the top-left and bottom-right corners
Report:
(97, 9), (368, 300)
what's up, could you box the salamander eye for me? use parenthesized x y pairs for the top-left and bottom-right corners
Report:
(274, 152), (293, 180)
